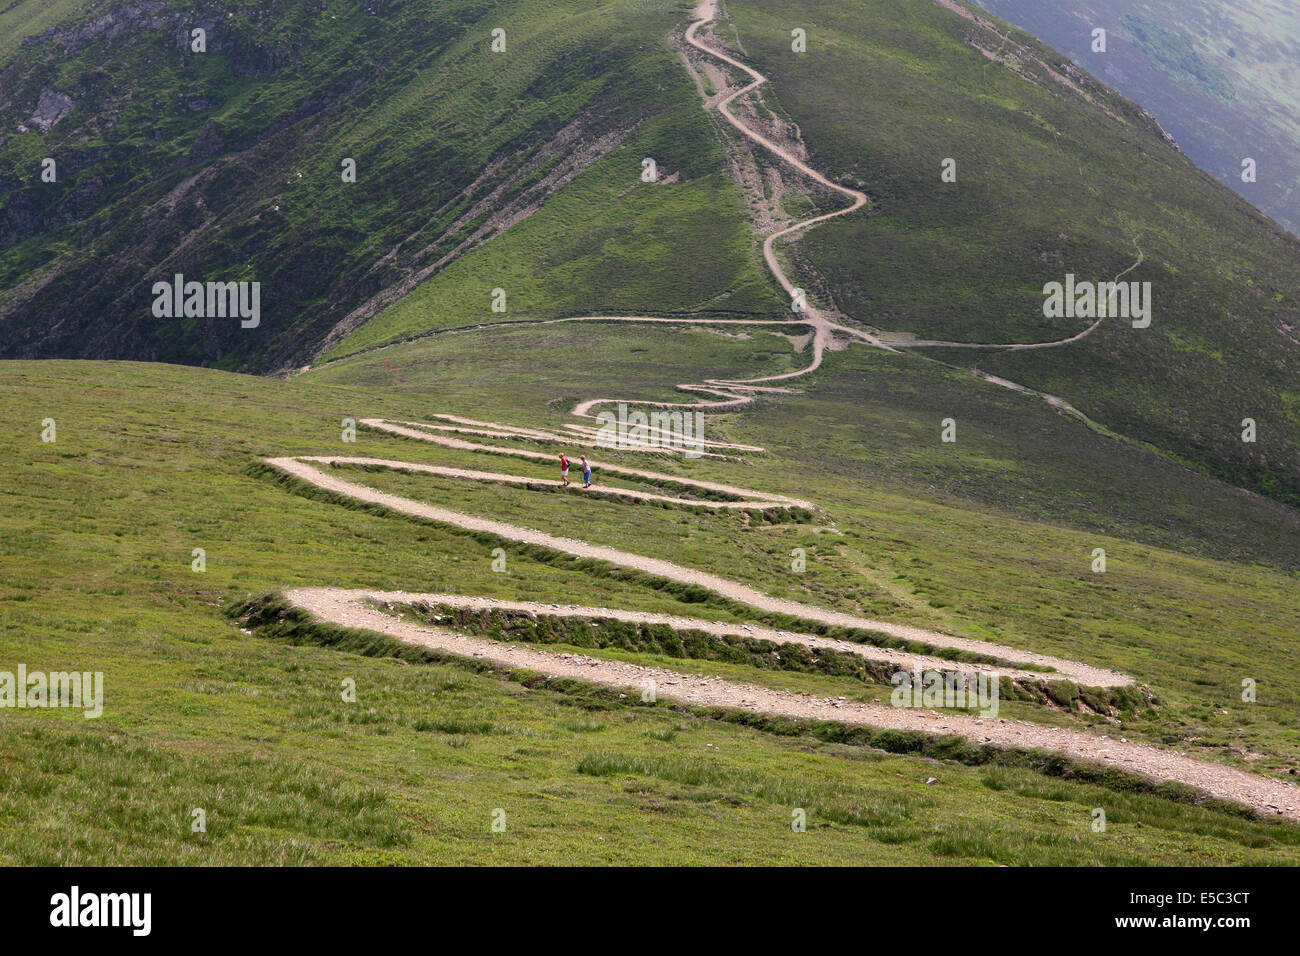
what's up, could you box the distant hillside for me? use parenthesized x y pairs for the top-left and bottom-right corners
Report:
(6, 0), (1299, 513)
(720, 0), (1300, 510)
(973, 0), (1300, 236)
(0, 0), (775, 370)
(3, 0), (1300, 867)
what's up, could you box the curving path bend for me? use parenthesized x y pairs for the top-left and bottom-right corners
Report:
(262, 3), (1300, 819)
(284, 585), (1299, 819)
(265, 414), (1299, 818)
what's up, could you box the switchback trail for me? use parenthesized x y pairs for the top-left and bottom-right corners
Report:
(257, 4), (1299, 819)
(284, 586), (1300, 819)
(264, 415), (1299, 819)
(311, 0), (1111, 416)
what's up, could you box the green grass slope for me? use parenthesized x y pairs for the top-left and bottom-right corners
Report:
(324, 88), (784, 360)
(0, 0), (91, 64)
(309, 323), (1300, 773)
(4, 314), (1298, 862)
(719, 0), (1300, 510)
(974, 0), (1300, 235)
(2, 0), (1298, 867)
(0, 0), (777, 370)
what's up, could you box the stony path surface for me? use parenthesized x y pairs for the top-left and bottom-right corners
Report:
(264, 449), (1126, 687)
(261, 2), (1300, 820)
(294, 588), (1104, 683)
(283, 586), (1299, 820)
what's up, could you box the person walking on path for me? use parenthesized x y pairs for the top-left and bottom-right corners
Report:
(580, 456), (592, 488)
(559, 454), (571, 487)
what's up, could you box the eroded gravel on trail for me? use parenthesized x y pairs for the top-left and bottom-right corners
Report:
(266, 454), (1125, 684)
(285, 586), (1300, 820)
(258, 0), (1300, 823)
(313, 588), (1071, 683)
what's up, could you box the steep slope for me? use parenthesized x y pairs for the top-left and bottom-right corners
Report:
(0, 0), (776, 370)
(0, 0), (92, 64)
(973, 0), (1300, 236)
(321, 91), (786, 361)
(714, 0), (1300, 510)
(4, 333), (1300, 861)
(3, 0), (1300, 868)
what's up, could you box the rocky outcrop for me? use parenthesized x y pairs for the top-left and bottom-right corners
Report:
(28, 88), (74, 132)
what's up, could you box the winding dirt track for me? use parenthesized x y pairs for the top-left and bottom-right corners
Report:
(269, 427), (1121, 686)
(267, 418), (1300, 818)
(264, 3), (1300, 818)
(310, 0), (1109, 413)
(292, 587), (1299, 818)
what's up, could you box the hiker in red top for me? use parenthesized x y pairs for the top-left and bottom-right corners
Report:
(558, 454), (571, 486)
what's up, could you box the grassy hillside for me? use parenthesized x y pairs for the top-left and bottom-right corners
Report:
(717, 0), (1300, 511)
(310, 324), (1300, 767)
(7, 0), (1296, 517)
(0, 0), (91, 64)
(2, 0), (1298, 868)
(3, 318), (1298, 862)
(0, 0), (778, 370)
(324, 95), (785, 360)
(974, 0), (1300, 235)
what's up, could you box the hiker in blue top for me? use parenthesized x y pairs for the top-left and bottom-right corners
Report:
(580, 455), (592, 488)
